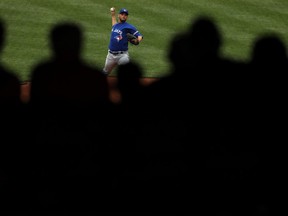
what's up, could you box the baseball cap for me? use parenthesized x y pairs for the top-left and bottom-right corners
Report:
(119, 8), (129, 15)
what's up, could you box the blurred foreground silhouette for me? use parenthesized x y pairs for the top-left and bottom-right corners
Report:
(1, 16), (286, 214)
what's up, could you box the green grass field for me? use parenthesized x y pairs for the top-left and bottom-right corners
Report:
(1, 0), (288, 81)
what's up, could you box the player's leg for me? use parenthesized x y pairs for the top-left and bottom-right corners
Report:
(118, 52), (130, 65)
(103, 52), (117, 75)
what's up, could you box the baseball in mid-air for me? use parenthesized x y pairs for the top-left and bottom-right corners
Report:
(110, 7), (115, 12)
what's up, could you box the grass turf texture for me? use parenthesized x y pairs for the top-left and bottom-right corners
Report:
(1, 0), (288, 81)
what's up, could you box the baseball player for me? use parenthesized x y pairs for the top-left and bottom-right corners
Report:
(102, 7), (143, 75)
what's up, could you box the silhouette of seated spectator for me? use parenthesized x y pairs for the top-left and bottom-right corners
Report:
(140, 16), (268, 214)
(28, 21), (111, 176)
(108, 61), (150, 178)
(247, 34), (288, 149)
(143, 16), (247, 153)
(114, 61), (146, 151)
(23, 29), (118, 216)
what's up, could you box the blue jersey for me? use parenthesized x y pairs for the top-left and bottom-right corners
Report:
(109, 22), (143, 51)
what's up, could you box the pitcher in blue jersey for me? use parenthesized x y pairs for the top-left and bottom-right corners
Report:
(102, 7), (143, 75)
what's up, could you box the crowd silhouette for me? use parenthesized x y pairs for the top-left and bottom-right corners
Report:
(1, 15), (286, 214)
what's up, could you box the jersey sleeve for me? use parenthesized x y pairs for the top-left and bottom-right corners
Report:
(127, 24), (143, 38)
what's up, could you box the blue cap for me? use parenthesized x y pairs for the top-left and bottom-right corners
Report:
(119, 8), (129, 15)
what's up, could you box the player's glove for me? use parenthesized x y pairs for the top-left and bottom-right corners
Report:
(126, 33), (139, 45)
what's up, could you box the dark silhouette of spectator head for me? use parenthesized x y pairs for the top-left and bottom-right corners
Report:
(168, 16), (222, 73)
(50, 22), (82, 61)
(249, 33), (288, 96)
(116, 61), (143, 102)
(188, 16), (222, 60)
(251, 34), (287, 67)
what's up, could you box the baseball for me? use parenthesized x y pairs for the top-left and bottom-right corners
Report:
(110, 7), (115, 12)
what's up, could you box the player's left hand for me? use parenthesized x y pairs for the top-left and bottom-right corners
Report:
(127, 33), (139, 45)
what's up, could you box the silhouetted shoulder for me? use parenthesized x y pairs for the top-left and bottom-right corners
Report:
(30, 60), (109, 103)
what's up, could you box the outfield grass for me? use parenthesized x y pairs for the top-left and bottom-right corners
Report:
(1, 0), (288, 81)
